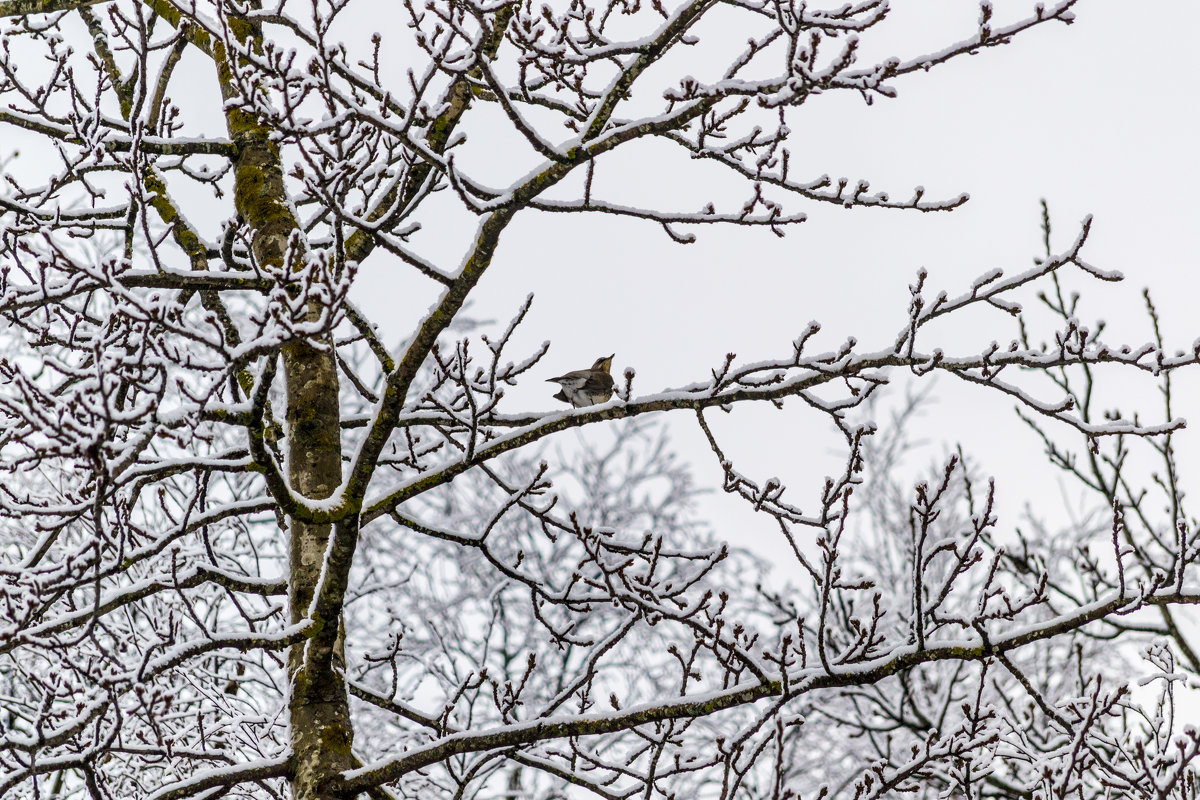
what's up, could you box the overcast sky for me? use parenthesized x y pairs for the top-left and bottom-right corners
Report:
(346, 0), (1200, 571)
(4, 0), (1193, 572)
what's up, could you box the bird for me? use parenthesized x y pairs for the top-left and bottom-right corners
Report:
(547, 355), (615, 408)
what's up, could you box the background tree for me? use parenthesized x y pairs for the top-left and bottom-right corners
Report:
(0, 1), (1197, 799)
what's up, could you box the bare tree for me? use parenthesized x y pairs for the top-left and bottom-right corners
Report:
(0, 1), (1197, 799)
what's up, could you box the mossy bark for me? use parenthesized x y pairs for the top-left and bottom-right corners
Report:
(216, 17), (352, 800)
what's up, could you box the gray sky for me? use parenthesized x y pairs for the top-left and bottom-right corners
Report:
(4, 0), (1191, 573)
(349, 0), (1200, 566)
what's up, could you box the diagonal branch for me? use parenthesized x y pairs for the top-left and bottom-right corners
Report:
(340, 585), (1200, 794)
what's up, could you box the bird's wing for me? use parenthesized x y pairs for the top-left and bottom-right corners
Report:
(581, 372), (615, 393)
(549, 369), (584, 383)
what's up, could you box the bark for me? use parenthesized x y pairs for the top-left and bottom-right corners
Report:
(216, 14), (352, 800)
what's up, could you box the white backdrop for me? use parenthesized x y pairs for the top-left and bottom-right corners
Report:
(344, 0), (1200, 574)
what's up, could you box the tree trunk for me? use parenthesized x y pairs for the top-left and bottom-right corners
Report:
(219, 26), (352, 800)
(284, 338), (351, 800)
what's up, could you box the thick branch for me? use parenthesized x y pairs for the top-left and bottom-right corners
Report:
(341, 586), (1200, 793)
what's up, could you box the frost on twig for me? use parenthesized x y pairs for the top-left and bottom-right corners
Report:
(2, 1), (1198, 799)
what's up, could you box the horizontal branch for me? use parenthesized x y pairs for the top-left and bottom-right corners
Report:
(0, 110), (235, 156)
(526, 197), (807, 229)
(349, 681), (633, 800)
(2, 272), (278, 314)
(146, 755), (292, 800)
(0, 565), (285, 656)
(116, 270), (273, 291)
(0, 0), (104, 16)
(0, 194), (129, 221)
(662, 132), (967, 213)
(355, 342), (1195, 525)
(340, 585), (1200, 793)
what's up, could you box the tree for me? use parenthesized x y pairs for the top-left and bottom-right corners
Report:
(0, 0), (1197, 798)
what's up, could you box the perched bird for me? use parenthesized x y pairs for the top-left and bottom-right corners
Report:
(547, 355), (615, 408)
